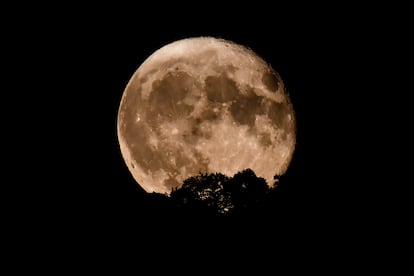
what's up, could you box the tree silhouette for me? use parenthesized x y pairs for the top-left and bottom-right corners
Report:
(224, 169), (269, 214)
(170, 172), (231, 215)
(169, 169), (271, 216)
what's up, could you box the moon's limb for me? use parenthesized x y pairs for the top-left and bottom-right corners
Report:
(117, 37), (296, 194)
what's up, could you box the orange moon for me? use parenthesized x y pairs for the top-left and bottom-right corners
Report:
(117, 37), (296, 194)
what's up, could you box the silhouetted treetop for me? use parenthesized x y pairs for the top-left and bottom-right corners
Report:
(170, 172), (231, 214)
(170, 169), (272, 215)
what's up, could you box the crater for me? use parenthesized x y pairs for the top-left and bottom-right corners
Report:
(262, 71), (280, 92)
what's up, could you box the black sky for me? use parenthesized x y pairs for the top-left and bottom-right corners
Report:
(12, 5), (403, 269)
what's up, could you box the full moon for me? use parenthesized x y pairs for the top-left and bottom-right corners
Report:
(117, 37), (296, 194)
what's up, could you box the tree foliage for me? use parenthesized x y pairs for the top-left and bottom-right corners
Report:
(170, 169), (271, 215)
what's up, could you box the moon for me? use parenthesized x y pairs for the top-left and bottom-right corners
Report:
(117, 37), (296, 194)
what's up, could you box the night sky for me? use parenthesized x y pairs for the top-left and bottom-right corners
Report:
(13, 5), (400, 270)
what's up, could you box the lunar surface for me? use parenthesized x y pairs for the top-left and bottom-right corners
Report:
(117, 37), (296, 194)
